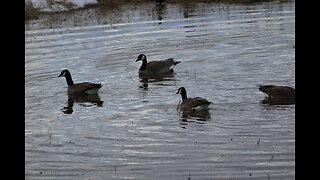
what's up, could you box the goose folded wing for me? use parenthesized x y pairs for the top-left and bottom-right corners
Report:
(146, 61), (171, 73)
(73, 82), (102, 91)
(193, 97), (211, 105)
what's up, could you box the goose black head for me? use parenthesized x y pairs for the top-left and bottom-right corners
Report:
(135, 54), (147, 62)
(176, 87), (186, 95)
(58, 69), (70, 77)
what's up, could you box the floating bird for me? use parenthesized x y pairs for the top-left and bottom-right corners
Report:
(58, 69), (102, 95)
(259, 85), (295, 105)
(135, 54), (181, 76)
(259, 85), (295, 99)
(176, 87), (212, 112)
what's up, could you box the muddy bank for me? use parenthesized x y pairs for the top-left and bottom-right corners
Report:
(25, 0), (292, 20)
(25, 0), (293, 30)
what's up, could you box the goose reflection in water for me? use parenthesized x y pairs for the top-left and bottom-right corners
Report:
(179, 110), (211, 129)
(61, 94), (103, 114)
(261, 98), (295, 105)
(138, 72), (176, 89)
(180, 109), (211, 120)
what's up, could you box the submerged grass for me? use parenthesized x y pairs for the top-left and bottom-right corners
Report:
(25, 0), (291, 20)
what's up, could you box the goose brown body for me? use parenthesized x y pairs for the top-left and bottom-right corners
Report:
(67, 82), (102, 95)
(259, 85), (295, 99)
(178, 97), (212, 111)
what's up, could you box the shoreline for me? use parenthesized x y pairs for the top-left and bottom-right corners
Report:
(25, 0), (292, 20)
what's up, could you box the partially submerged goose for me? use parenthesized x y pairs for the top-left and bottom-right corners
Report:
(259, 85), (295, 99)
(259, 85), (295, 105)
(58, 69), (102, 95)
(176, 87), (212, 112)
(135, 54), (181, 76)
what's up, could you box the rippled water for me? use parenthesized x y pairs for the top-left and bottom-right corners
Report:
(25, 1), (295, 179)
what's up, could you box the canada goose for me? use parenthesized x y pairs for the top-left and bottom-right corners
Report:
(176, 87), (212, 112)
(259, 85), (295, 99)
(135, 54), (181, 76)
(58, 69), (102, 95)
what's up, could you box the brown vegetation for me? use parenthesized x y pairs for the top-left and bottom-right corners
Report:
(25, 0), (41, 20)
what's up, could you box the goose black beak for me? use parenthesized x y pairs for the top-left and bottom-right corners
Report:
(135, 58), (141, 62)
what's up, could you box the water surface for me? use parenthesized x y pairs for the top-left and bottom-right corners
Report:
(25, 1), (295, 179)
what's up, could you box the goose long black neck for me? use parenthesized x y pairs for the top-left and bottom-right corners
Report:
(65, 73), (74, 85)
(139, 59), (147, 70)
(181, 90), (187, 101)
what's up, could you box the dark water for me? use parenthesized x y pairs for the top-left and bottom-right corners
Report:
(25, 1), (295, 179)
